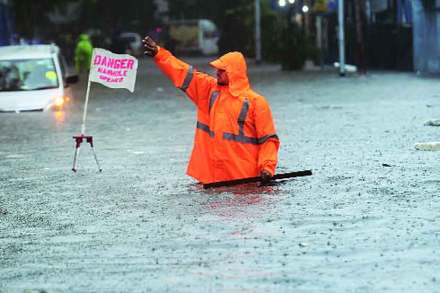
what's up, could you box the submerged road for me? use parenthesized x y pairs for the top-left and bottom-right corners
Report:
(1, 58), (439, 292)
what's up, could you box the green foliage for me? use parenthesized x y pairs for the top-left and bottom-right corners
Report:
(169, 0), (222, 21)
(10, 0), (76, 38)
(167, 0), (255, 55)
(260, 0), (284, 61)
(277, 21), (316, 70)
(10, 0), (317, 71)
(261, 0), (318, 70)
(171, 0), (317, 70)
(10, 0), (157, 39)
(217, 0), (255, 55)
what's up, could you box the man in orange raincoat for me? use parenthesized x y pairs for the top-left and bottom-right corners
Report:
(143, 36), (280, 184)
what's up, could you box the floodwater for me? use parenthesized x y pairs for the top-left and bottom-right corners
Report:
(1, 58), (440, 292)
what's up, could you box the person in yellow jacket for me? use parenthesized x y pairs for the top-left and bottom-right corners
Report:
(143, 36), (280, 184)
(74, 34), (93, 73)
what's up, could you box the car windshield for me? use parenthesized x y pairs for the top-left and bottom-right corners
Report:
(0, 58), (59, 92)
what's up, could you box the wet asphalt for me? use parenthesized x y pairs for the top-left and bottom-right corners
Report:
(1, 57), (440, 292)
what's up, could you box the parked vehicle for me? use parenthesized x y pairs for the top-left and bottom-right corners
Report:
(118, 32), (143, 57)
(168, 19), (219, 55)
(0, 44), (78, 112)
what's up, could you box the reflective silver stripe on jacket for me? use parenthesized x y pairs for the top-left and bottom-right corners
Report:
(196, 121), (215, 137)
(209, 91), (220, 112)
(237, 99), (249, 136)
(223, 133), (279, 145)
(223, 99), (279, 145)
(256, 134), (279, 144)
(180, 66), (194, 91)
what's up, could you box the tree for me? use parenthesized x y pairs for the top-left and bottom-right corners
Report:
(11, 0), (75, 39)
(11, 0), (157, 40)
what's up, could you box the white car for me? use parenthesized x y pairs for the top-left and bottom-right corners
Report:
(0, 44), (78, 112)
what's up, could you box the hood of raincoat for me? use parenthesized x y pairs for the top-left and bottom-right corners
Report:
(210, 52), (250, 97)
(79, 34), (90, 42)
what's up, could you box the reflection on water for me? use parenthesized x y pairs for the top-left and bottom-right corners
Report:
(190, 182), (282, 219)
(53, 110), (66, 124)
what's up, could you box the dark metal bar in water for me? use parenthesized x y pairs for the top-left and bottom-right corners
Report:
(203, 170), (312, 189)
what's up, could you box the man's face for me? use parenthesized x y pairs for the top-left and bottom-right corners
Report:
(217, 69), (229, 85)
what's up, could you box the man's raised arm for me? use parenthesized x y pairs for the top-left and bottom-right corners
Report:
(143, 36), (216, 109)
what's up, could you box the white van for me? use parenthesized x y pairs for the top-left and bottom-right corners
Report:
(169, 19), (219, 55)
(0, 44), (78, 112)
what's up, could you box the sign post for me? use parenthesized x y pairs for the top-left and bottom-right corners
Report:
(72, 48), (138, 172)
(338, 0), (346, 76)
(255, 0), (262, 64)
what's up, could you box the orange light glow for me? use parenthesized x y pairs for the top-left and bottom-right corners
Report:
(54, 96), (64, 107)
(54, 110), (65, 123)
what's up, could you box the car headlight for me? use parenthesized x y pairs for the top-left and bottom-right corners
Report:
(54, 96), (64, 107)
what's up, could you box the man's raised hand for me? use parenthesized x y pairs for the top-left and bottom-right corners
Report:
(143, 36), (158, 57)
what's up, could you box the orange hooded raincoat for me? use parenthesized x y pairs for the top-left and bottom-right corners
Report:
(154, 47), (280, 183)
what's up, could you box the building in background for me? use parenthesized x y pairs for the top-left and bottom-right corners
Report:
(273, 0), (413, 71)
(363, 0), (413, 71)
(0, 0), (13, 46)
(412, 0), (440, 74)
(316, 0), (440, 75)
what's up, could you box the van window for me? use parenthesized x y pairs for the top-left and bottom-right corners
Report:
(0, 58), (59, 92)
